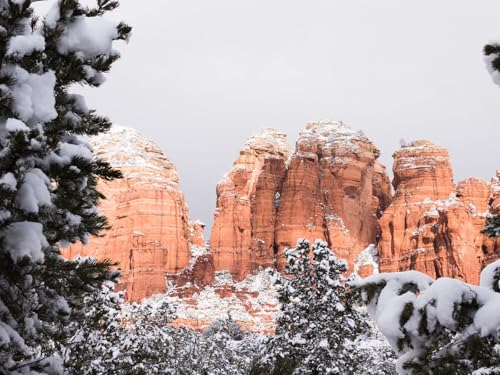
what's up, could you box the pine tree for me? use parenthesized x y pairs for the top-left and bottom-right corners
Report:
(483, 214), (500, 238)
(68, 294), (263, 375)
(72, 296), (177, 375)
(484, 42), (500, 86)
(253, 239), (395, 375)
(0, 0), (130, 373)
(354, 261), (500, 374)
(482, 42), (500, 240)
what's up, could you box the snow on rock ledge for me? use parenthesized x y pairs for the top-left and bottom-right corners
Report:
(62, 125), (204, 302)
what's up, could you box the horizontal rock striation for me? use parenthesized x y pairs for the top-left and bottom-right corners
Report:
(275, 121), (392, 272)
(62, 126), (198, 301)
(378, 141), (499, 284)
(210, 129), (291, 280)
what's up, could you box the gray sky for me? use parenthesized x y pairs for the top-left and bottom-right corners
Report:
(38, 1), (500, 229)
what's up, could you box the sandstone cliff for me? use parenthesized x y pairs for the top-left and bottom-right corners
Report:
(62, 126), (197, 302)
(275, 121), (392, 272)
(378, 141), (499, 284)
(210, 129), (291, 280)
(64, 124), (499, 307)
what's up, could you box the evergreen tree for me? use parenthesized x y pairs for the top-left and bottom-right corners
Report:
(482, 43), (500, 239)
(71, 295), (177, 375)
(69, 294), (264, 375)
(253, 239), (395, 375)
(484, 42), (500, 86)
(0, 0), (130, 373)
(354, 261), (500, 374)
(483, 214), (500, 238)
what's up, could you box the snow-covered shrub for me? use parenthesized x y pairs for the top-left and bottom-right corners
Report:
(252, 239), (396, 375)
(353, 261), (500, 374)
(204, 313), (245, 341)
(67, 292), (265, 375)
(0, 0), (130, 373)
(69, 294), (178, 375)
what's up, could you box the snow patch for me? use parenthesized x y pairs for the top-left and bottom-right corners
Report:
(0, 221), (48, 262)
(354, 244), (380, 275)
(57, 16), (118, 59)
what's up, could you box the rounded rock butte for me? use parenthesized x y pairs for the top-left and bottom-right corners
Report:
(62, 126), (203, 302)
(378, 140), (500, 284)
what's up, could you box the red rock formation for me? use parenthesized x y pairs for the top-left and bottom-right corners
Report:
(189, 220), (206, 248)
(62, 126), (196, 301)
(173, 254), (216, 296)
(210, 129), (291, 280)
(61, 122), (499, 311)
(378, 141), (499, 284)
(275, 121), (392, 271)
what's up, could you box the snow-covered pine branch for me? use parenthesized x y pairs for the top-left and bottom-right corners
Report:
(353, 261), (500, 374)
(0, 0), (130, 373)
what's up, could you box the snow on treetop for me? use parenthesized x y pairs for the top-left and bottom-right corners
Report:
(6, 33), (45, 57)
(0, 221), (48, 263)
(353, 270), (433, 292)
(480, 260), (500, 291)
(57, 15), (118, 59)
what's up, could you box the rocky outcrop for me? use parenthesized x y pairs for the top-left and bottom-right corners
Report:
(210, 129), (291, 281)
(63, 123), (499, 308)
(275, 121), (392, 271)
(378, 141), (499, 284)
(62, 126), (196, 302)
(169, 270), (279, 334)
(189, 220), (206, 248)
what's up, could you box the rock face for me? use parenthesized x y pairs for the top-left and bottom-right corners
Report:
(189, 220), (206, 248)
(63, 123), (499, 307)
(210, 129), (291, 281)
(378, 141), (499, 284)
(275, 121), (392, 271)
(62, 126), (197, 302)
(211, 121), (392, 279)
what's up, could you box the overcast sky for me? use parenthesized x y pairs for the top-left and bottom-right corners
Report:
(38, 1), (500, 230)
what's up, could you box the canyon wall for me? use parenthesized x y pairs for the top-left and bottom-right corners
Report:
(62, 126), (200, 302)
